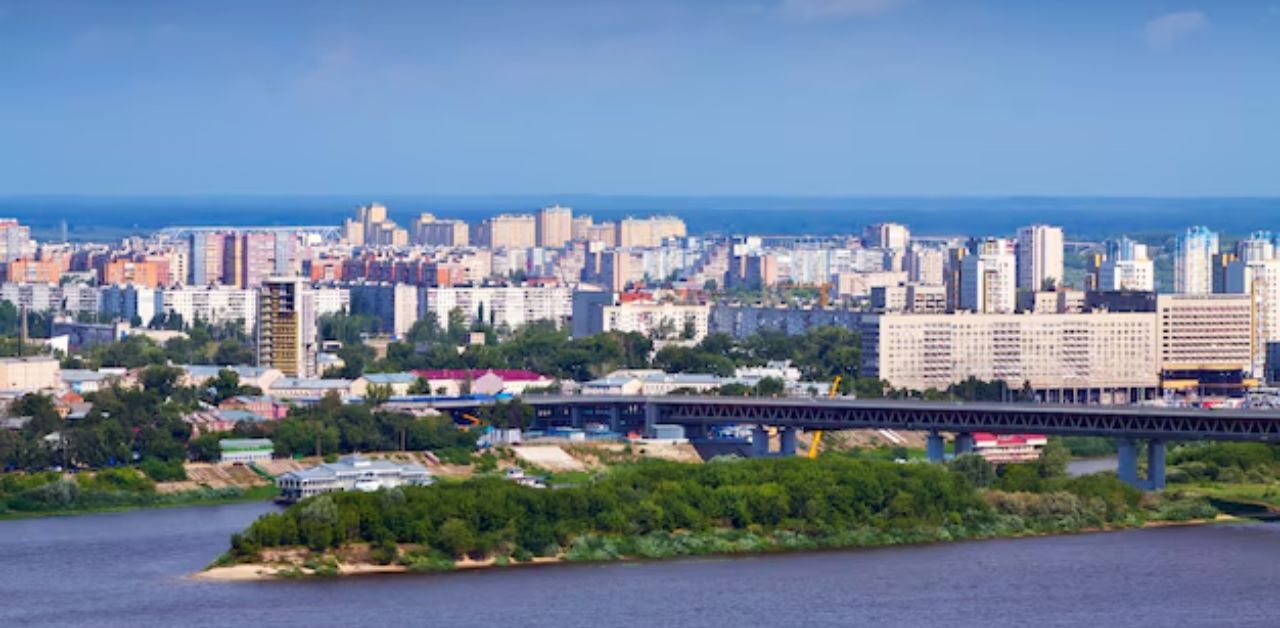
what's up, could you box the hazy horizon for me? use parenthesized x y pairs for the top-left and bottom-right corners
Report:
(3, 195), (1279, 242)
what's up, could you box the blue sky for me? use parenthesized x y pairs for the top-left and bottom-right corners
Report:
(1, 0), (1277, 196)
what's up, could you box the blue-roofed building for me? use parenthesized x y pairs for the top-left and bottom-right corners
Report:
(60, 368), (129, 394)
(276, 454), (433, 502)
(269, 377), (369, 401)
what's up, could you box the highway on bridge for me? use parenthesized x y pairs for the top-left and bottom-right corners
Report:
(407, 395), (1280, 489)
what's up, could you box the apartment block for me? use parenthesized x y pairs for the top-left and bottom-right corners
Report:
(862, 312), (1159, 397)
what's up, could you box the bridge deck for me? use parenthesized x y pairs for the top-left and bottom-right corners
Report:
(419, 395), (1280, 442)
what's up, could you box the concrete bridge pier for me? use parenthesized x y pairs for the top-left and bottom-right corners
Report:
(954, 432), (975, 456)
(926, 431), (945, 463)
(608, 406), (622, 433)
(1117, 438), (1139, 486)
(779, 427), (798, 457)
(1147, 439), (1166, 491)
(752, 426), (770, 457)
(1117, 437), (1167, 490)
(569, 406), (583, 429)
(644, 403), (659, 434)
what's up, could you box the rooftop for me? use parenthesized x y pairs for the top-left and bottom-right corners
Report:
(364, 372), (420, 385)
(413, 369), (550, 382)
(271, 378), (356, 390)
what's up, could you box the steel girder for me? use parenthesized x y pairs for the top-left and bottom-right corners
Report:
(648, 402), (1280, 441)
(422, 396), (1280, 442)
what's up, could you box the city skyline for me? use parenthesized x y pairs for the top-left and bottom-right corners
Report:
(2, 1), (1279, 196)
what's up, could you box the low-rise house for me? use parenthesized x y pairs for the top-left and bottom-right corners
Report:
(275, 454), (433, 502)
(0, 356), (61, 393)
(412, 368), (554, 396)
(639, 373), (723, 396)
(218, 438), (274, 463)
(185, 409), (266, 437)
(363, 372), (420, 397)
(1, 416), (32, 431)
(734, 360), (802, 382)
(218, 395), (291, 420)
(581, 376), (644, 396)
(178, 365), (284, 392)
(61, 368), (129, 394)
(52, 391), (94, 420)
(269, 377), (369, 401)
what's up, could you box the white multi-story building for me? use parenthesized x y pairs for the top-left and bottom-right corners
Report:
(61, 284), (102, 317)
(421, 285), (573, 330)
(160, 286), (258, 335)
(0, 219), (34, 262)
(1235, 231), (1276, 263)
(906, 245), (946, 285)
(1099, 258), (1155, 292)
(1226, 259), (1280, 376)
(1016, 224), (1064, 291)
(0, 283), (63, 312)
(1175, 226), (1218, 295)
(863, 223), (910, 252)
(598, 301), (710, 342)
(960, 240), (1017, 314)
(310, 287), (350, 319)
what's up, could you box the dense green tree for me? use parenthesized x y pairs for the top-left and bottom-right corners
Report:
(188, 432), (225, 462)
(319, 312), (380, 344)
(365, 384), (392, 408)
(212, 338), (255, 366)
(140, 364), (183, 398)
(949, 454), (997, 488)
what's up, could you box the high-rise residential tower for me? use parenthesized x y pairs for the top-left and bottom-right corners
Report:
(961, 238), (1017, 313)
(1016, 224), (1064, 291)
(257, 277), (317, 378)
(536, 205), (573, 248)
(1175, 226), (1218, 294)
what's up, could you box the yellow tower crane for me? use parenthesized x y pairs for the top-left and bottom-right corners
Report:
(807, 376), (841, 459)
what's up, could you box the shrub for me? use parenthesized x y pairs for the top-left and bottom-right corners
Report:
(139, 458), (187, 482)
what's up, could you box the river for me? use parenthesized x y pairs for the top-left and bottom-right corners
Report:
(3, 502), (1280, 627)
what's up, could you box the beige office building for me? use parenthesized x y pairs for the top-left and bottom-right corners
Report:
(863, 312), (1159, 398)
(1155, 294), (1252, 374)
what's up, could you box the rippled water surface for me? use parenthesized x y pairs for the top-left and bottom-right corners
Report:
(3, 501), (1280, 628)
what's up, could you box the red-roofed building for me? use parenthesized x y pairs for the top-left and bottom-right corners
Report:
(412, 368), (555, 396)
(972, 433), (1047, 464)
(219, 395), (291, 420)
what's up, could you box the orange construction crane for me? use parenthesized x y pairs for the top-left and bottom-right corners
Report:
(807, 376), (841, 459)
